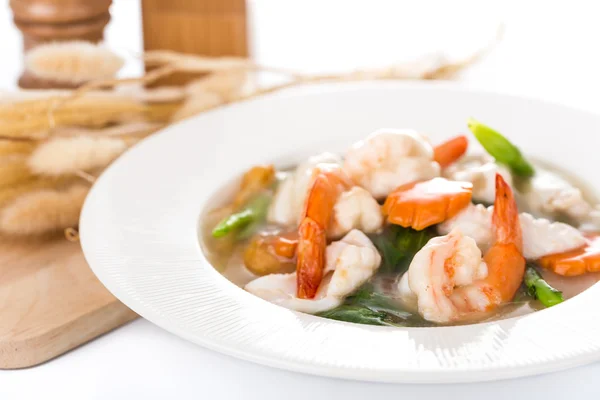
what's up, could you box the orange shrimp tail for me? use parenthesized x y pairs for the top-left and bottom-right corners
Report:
(492, 174), (522, 251)
(297, 217), (326, 299)
(383, 177), (472, 230)
(482, 173), (525, 304)
(302, 168), (351, 229)
(296, 166), (350, 298)
(433, 135), (468, 168)
(539, 233), (600, 276)
(482, 244), (525, 304)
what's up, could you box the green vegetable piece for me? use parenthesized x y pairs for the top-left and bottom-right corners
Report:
(212, 195), (271, 238)
(211, 209), (254, 238)
(467, 117), (535, 177)
(370, 233), (405, 273)
(348, 285), (413, 320)
(318, 305), (397, 326)
(524, 264), (564, 307)
(370, 226), (435, 274)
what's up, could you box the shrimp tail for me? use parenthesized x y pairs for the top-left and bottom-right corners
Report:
(297, 217), (327, 299)
(433, 135), (468, 168)
(492, 173), (522, 251)
(296, 167), (351, 298)
(481, 173), (525, 305)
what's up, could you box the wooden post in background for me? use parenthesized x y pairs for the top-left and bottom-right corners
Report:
(141, 0), (248, 85)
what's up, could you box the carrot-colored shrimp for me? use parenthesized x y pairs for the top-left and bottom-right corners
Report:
(433, 135), (468, 168)
(399, 174), (525, 323)
(538, 233), (600, 276)
(382, 177), (473, 230)
(477, 174), (525, 304)
(296, 167), (351, 299)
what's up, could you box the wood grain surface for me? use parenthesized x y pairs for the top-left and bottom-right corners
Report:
(0, 236), (137, 369)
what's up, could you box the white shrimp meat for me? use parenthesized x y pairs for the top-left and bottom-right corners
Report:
(343, 129), (440, 199)
(245, 230), (381, 313)
(438, 204), (586, 259)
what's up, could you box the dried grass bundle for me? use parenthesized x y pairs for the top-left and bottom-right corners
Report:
(0, 94), (179, 140)
(0, 140), (36, 156)
(0, 185), (89, 236)
(52, 122), (164, 138)
(28, 136), (128, 175)
(0, 157), (33, 189)
(144, 51), (255, 72)
(0, 28), (503, 237)
(0, 176), (76, 207)
(25, 41), (124, 84)
(171, 91), (224, 121)
(187, 71), (249, 99)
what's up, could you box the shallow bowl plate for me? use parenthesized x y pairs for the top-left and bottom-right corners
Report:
(80, 82), (600, 383)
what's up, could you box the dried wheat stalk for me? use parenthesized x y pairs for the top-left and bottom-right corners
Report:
(28, 136), (128, 176)
(0, 96), (180, 140)
(0, 184), (89, 236)
(0, 157), (34, 189)
(0, 176), (77, 208)
(0, 140), (36, 156)
(25, 41), (124, 84)
(0, 27), (502, 237)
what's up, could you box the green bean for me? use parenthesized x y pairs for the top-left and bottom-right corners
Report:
(524, 264), (564, 307)
(211, 195), (270, 238)
(467, 117), (535, 177)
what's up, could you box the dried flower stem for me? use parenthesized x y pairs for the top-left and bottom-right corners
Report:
(0, 140), (36, 156)
(64, 227), (80, 241)
(0, 158), (34, 189)
(28, 136), (128, 176)
(0, 185), (89, 236)
(0, 176), (77, 207)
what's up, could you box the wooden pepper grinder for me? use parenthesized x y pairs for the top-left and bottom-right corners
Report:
(10, 0), (112, 88)
(141, 0), (248, 86)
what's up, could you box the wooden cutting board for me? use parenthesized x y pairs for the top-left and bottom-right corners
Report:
(0, 236), (137, 369)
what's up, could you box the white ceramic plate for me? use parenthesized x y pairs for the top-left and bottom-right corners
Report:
(80, 82), (600, 383)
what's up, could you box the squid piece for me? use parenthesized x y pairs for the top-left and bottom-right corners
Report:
(438, 203), (587, 260)
(443, 156), (513, 205)
(521, 168), (600, 225)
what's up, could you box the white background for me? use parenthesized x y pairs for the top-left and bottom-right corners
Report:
(1, 0), (600, 398)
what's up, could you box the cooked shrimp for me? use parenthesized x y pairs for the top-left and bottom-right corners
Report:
(245, 230), (381, 313)
(329, 186), (384, 239)
(297, 166), (352, 298)
(382, 177), (473, 230)
(399, 174), (525, 323)
(267, 152), (381, 237)
(343, 129), (441, 199)
(267, 153), (341, 226)
(433, 135), (469, 168)
(539, 233), (600, 276)
(443, 156), (513, 205)
(438, 203), (587, 260)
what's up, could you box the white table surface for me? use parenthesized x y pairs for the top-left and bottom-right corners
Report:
(2, 0), (600, 398)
